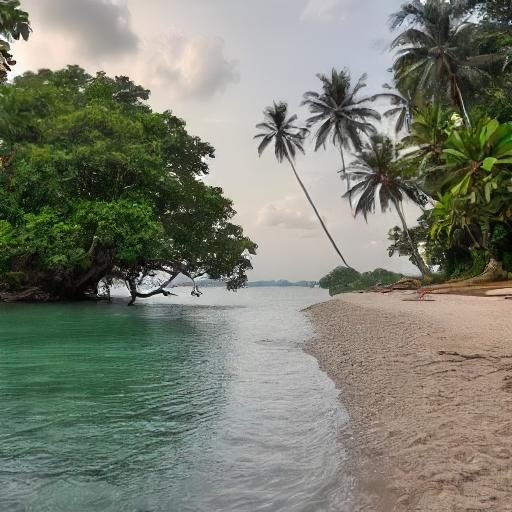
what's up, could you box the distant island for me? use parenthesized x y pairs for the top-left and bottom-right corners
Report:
(248, 280), (318, 288)
(189, 278), (318, 288)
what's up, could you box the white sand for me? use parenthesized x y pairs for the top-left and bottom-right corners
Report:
(305, 292), (512, 511)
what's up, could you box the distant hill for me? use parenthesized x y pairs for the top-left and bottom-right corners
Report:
(248, 280), (318, 288)
(179, 278), (319, 289)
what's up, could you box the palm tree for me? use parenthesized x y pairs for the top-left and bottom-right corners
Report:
(0, 0), (31, 82)
(381, 83), (414, 135)
(255, 101), (353, 269)
(345, 134), (432, 279)
(302, 68), (381, 196)
(390, 0), (505, 125)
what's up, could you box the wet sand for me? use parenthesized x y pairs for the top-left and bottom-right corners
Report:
(305, 292), (512, 511)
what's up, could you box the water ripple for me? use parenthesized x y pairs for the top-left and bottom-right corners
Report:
(0, 288), (350, 511)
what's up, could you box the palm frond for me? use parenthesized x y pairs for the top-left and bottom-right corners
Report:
(303, 67), (379, 155)
(255, 101), (307, 162)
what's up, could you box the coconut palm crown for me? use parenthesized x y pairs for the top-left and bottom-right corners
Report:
(255, 101), (307, 163)
(346, 135), (427, 219)
(390, 0), (506, 123)
(302, 68), (381, 175)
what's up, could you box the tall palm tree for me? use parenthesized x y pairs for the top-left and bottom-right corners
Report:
(255, 101), (353, 269)
(345, 134), (432, 279)
(390, 0), (505, 125)
(302, 68), (381, 197)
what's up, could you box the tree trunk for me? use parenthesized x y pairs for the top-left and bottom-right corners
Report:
(450, 74), (471, 127)
(424, 258), (508, 292)
(340, 146), (346, 176)
(127, 272), (179, 305)
(286, 155), (353, 270)
(393, 200), (432, 281)
(339, 147), (353, 209)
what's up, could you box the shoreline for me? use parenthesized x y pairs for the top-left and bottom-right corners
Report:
(305, 292), (512, 511)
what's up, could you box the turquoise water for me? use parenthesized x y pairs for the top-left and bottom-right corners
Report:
(0, 288), (348, 511)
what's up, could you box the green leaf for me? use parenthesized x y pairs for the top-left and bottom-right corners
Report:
(482, 157), (497, 171)
(494, 140), (512, 158)
(443, 148), (466, 159)
(481, 119), (499, 146)
(485, 182), (492, 203)
(19, 23), (30, 42)
(451, 172), (471, 196)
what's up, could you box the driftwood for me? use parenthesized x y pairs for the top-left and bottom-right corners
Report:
(424, 258), (508, 293)
(369, 259), (511, 298)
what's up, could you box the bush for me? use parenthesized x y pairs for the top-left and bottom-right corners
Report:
(319, 267), (403, 296)
(502, 252), (512, 273)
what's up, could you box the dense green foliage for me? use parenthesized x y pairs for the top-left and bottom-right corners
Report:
(366, 0), (512, 281)
(319, 266), (403, 296)
(295, 0), (512, 284)
(0, 67), (256, 301)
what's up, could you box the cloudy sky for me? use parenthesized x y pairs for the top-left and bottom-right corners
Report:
(13, 0), (420, 281)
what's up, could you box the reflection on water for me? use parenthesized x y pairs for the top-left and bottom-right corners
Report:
(0, 288), (349, 511)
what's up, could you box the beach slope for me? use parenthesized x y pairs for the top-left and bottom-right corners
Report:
(306, 293), (512, 511)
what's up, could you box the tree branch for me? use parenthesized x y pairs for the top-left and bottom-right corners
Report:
(127, 270), (179, 305)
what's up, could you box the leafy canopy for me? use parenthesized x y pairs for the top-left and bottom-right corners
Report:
(0, 67), (256, 299)
(0, 0), (30, 81)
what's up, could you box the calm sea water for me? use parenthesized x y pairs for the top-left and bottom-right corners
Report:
(0, 287), (350, 512)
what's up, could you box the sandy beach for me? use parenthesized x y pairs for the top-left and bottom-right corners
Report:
(305, 292), (512, 511)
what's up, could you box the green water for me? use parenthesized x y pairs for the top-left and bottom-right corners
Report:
(0, 288), (348, 512)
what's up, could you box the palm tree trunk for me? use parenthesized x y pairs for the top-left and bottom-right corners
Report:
(393, 200), (432, 280)
(286, 155), (353, 269)
(451, 75), (471, 127)
(339, 147), (353, 209)
(339, 146), (346, 175)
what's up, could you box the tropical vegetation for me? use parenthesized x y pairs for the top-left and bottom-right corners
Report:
(258, 0), (512, 285)
(319, 266), (403, 296)
(302, 69), (380, 195)
(0, 67), (256, 303)
(0, 0), (30, 82)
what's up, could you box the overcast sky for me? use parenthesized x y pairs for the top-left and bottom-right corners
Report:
(13, 0), (421, 280)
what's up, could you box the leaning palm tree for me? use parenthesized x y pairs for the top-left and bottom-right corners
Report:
(302, 68), (381, 196)
(255, 101), (353, 269)
(345, 134), (432, 280)
(390, 0), (506, 125)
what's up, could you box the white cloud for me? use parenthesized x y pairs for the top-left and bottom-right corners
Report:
(301, 0), (344, 22)
(141, 31), (239, 100)
(257, 196), (320, 236)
